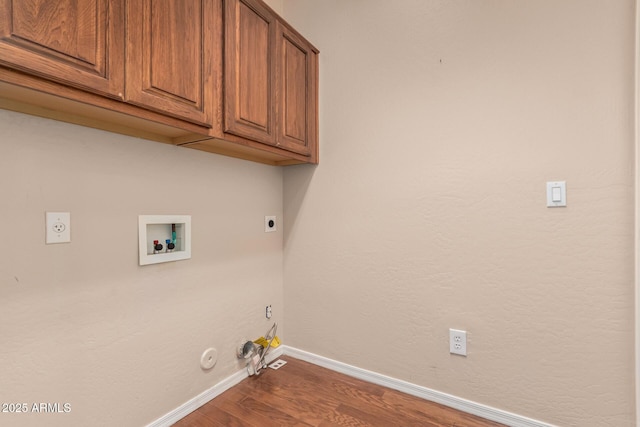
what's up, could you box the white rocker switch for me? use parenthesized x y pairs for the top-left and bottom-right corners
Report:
(547, 181), (566, 207)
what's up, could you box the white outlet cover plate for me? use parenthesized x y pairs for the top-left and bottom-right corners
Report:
(46, 212), (71, 244)
(449, 328), (467, 356)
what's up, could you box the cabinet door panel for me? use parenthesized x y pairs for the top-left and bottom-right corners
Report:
(0, 0), (124, 97)
(126, 0), (213, 126)
(224, 0), (276, 144)
(275, 22), (317, 158)
(283, 39), (306, 143)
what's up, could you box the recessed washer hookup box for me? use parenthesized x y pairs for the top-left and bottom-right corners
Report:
(138, 215), (191, 266)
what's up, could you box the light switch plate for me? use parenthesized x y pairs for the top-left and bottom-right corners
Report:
(546, 181), (566, 207)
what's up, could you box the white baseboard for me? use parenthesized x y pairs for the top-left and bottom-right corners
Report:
(148, 345), (554, 427)
(146, 346), (284, 427)
(283, 346), (556, 427)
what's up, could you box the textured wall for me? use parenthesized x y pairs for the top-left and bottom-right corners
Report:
(0, 110), (283, 426)
(264, 0), (283, 14)
(282, 1), (636, 425)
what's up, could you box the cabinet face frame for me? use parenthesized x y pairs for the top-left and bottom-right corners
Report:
(0, 0), (125, 98)
(223, 0), (277, 145)
(125, 0), (215, 127)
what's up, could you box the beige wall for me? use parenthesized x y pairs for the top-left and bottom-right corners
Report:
(282, 1), (636, 426)
(0, 1), (636, 426)
(264, 0), (283, 14)
(0, 110), (283, 426)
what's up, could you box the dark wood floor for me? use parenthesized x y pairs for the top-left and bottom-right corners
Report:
(173, 357), (506, 427)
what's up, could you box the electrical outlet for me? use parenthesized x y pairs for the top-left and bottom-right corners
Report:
(265, 216), (277, 232)
(266, 305), (272, 319)
(449, 328), (467, 356)
(46, 212), (71, 244)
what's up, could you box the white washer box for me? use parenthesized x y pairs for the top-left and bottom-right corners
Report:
(138, 215), (191, 266)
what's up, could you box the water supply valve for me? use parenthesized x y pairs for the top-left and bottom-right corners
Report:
(237, 322), (279, 376)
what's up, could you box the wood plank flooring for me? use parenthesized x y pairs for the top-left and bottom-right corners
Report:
(172, 357), (506, 427)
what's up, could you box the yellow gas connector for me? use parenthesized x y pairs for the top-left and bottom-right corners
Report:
(254, 335), (281, 348)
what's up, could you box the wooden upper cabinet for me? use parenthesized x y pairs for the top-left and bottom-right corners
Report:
(224, 0), (276, 145)
(0, 0), (125, 98)
(126, 0), (214, 127)
(275, 21), (317, 159)
(0, 0), (318, 165)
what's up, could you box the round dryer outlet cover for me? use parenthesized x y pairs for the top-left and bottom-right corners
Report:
(200, 348), (218, 370)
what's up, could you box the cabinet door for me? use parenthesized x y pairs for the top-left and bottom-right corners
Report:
(224, 0), (276, 145)
(0, 0), (124, 98)
(126, 0), (214, 127)
(275, 22), (317, 158)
